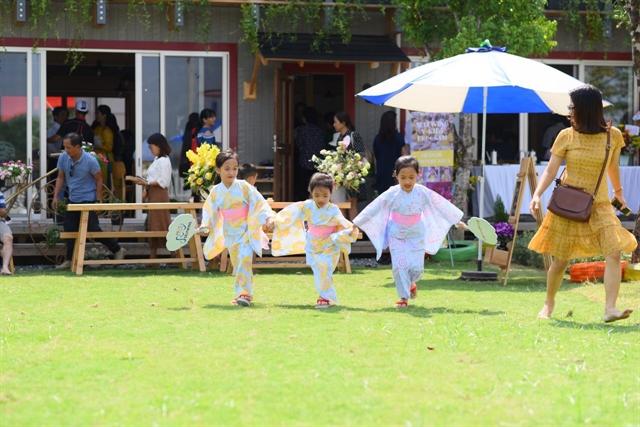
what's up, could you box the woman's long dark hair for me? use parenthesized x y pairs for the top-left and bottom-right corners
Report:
(198, 108), (216, 132)
(569, 84), (608, 134)
(94, 105), (121, 135)
(378, 111), (397, 143)
(335, 111), (355, 131)
(147, 133), (172, 157)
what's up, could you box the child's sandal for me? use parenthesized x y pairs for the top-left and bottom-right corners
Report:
(315, 298), (332, 309)
(395, 301), (408, 308)
(410, 283), (418, 299)
(232, 294), (253, 307)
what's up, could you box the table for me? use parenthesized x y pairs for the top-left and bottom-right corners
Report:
(61, 202), (206, 275)
(472, 165), (640, 218)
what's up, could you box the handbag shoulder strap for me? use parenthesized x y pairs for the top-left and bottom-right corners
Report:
(592, 130), (610, 198)
(555, 130), (610, 198)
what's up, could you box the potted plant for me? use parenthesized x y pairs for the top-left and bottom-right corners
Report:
(0, 160), (34, 185)
(44, 226), (63, 249)
(486, 222), (514, 267)
(54, 199), (67, 225)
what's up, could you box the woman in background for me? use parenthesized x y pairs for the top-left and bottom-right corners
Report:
(93, 105), (121, 189)
(373, 110), (407, 196)
(134, 133), (173, 260)
(333, 111), (368, 220)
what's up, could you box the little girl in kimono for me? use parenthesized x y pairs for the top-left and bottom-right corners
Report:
(353, 156), (466, 308)
(200, 149), (275, 307)
(271, 173), (359, 309)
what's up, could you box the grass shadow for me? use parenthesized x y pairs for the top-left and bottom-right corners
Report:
(549, 318), (639, 334)
(202, 304), (263, 310)
(275, 304), (372, 313)
(375, 306), (504, 318)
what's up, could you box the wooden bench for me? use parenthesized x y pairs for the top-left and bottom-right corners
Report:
(215, 201), (362, 274)
(61, 203), (206, 275)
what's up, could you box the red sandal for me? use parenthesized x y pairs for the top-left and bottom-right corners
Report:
(410, 283), (418, 299)
(231, 294), (253, 306)
(315, 298), (332, 309)
(395, 301), (408, 308)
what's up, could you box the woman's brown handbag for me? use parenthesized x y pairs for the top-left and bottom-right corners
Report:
(547, 130), (610, 222)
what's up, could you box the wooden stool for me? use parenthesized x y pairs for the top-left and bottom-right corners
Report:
(0, 247), (15, 274)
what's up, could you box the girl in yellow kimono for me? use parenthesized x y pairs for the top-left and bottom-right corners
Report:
(200, 150), (275, 307)
(271, 173), (359, 309)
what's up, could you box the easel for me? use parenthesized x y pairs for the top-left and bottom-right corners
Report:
(487, 157), (552, 284)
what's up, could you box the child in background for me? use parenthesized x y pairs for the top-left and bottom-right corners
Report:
(271, 173), (359, 309)
(353, 156), (466, 308)
(238, 163), (258, 186)
(200, 150), (275, 307)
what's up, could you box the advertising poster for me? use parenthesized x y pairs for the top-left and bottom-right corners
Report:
(404, 111), (457, 200)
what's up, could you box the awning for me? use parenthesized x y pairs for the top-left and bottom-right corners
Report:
(258, 33), (410, 64)
(244, 33), (410, 100)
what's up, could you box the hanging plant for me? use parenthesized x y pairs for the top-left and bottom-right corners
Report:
(239, 0), (369, 57)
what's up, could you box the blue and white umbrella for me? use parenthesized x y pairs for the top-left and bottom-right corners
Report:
(357, 42), (608, 263)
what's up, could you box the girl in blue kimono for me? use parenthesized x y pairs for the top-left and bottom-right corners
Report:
(271, 173), (359, 309)
(353, 156), (466, 308)
(200, 149), (274, 307)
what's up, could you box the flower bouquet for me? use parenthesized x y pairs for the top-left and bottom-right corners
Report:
(311, 136), (370, 192)
(82, 142), (109, 167)
(619, 124), (640, 158)
(0, 160), (34, 184)
(185, 143), (220, 197)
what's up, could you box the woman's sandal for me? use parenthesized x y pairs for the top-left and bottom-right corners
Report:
(410, 283), (418, 299)
(315, 298), (332, 309)
(395, 301), (408, 308)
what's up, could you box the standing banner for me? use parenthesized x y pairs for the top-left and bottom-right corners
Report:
(404, 111), (457, 200)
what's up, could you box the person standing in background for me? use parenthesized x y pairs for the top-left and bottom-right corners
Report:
(92, 105), (122, 189)
(46, 107), (69, 160)
(196, 109), (220, 150)
(133, 133), (173, 261)
(294, 107), (325, 201)
(0, 190), (14, 275)
(333, 111), (368, 220)
(373, 111), (407, 196)
(542, 114), (568, 160)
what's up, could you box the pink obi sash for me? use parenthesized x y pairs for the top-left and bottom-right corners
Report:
(220, 205), (249, 222)
(308, 225), (337, 238)
(390, 212), (421, 226)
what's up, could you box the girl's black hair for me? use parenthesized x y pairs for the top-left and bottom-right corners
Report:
(394, 155), (420, 175)
(198, 109), (217, 131)
(215, 149), (240, 168)
(569, 84), (608, 134)
(308, 172), (334, 194)
(147, 133), (172, 157)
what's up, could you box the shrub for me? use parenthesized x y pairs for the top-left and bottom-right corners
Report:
(511, 230), (545, 269)
(493, 195), (509, 223)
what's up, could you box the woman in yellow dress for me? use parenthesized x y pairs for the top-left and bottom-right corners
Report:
(92, 105), (120, 189)
(528, 84), (636, 323)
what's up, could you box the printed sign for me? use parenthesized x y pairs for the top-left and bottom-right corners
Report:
(405, 111), (456, 200)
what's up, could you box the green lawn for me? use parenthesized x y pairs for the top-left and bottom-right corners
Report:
(1, 261), (638, 426)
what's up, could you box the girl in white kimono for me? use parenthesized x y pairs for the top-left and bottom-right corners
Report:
(200, 150), (274, 307)
(354, 156), (465, 308)
(271, 173), (359, 309)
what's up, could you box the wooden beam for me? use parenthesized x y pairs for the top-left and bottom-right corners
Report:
(390, 62), (399, 77)
(243, 55), (261, 101)
(334, 62), (340, 68)
(370, 62), (379, 69)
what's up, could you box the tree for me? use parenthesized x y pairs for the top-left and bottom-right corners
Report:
(393, 0), (557, 235)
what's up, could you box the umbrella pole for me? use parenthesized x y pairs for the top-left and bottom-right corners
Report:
(477, 86), (488, 271)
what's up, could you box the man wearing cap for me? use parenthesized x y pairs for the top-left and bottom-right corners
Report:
(52, 132), (127, 270)
(49, 101), (95, 148)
